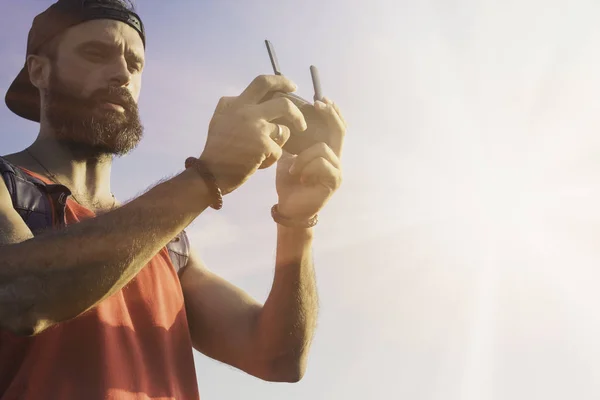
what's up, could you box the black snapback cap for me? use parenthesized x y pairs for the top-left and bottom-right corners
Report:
(5, 0), (146, 123)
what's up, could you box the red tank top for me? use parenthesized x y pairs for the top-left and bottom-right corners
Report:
(0, 170), (200, 400)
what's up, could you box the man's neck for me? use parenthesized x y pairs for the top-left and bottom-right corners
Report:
(6, 137), (116, 209)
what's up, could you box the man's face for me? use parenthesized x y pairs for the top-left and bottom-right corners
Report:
(42, 19), (145, 158)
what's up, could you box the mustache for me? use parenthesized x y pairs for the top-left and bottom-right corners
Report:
(47, 71), (137, 113)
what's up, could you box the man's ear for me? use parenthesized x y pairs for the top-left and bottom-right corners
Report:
(26, 54), (51, 90)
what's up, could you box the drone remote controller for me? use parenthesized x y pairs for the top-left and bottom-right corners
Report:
(263, 40), (330, 155)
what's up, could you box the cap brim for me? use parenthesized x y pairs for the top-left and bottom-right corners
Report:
(5, 64), (41, 123)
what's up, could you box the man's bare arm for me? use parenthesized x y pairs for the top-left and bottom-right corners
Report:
(0, 168), (210, 336)
(254, 225), (317, 381)
(180, 225), (316, 383)
(181, 93), (344, 382)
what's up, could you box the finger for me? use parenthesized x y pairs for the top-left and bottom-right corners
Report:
(269, 123), (291, 147)
(252, 96), (307, 132)
(298, 157), (343, 190)
(289, 142), (341, 176)
(259, 136), (284, 170)
(214, 96), (236, 114)
(323, 96), (347, 129)
(209, 96), (236, 131)
(238, 75), (297, 105)
(314, 100), (346, 157)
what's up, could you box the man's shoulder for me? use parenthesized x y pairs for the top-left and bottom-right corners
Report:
(0, 154), (33, 181)
(0, 154), (19, 175)
(0, 152), (27, 167)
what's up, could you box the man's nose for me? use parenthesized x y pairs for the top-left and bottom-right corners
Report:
(107, 56), (132, 88)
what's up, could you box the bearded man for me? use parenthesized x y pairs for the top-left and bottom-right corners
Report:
(0, 0), (346, 399)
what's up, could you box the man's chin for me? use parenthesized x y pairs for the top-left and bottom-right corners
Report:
(49, 119), (143, 158)
(46, 107), (143, 158)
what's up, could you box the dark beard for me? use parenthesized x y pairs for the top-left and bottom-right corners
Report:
(44, 70), (144, 160)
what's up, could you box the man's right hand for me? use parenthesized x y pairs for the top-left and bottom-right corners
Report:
(199, 75), (308, 195)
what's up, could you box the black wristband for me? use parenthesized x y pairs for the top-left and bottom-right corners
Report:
(271, 204), (318, 228)
(185, 157), (223, 210)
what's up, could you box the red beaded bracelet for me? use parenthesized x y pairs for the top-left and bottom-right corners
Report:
(271, 204), (318, 228)
(185, 157), (223, 210)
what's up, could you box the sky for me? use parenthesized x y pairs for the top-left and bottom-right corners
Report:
(2, 0), (600, 399)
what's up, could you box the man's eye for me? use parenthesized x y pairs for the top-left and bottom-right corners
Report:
(84, 50), (105, 60)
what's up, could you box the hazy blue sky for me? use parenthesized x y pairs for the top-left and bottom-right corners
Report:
(3, 0), (600, 399)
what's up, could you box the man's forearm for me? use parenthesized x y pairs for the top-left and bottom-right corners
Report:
(0, 168), (210, 336)
(254, 225), (318, 381)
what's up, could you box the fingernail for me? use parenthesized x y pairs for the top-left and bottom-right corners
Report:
(289, 165), (295, 175)
(316, 101), (326, 109)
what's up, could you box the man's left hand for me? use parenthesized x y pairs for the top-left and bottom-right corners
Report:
(275, 97), (347, 221)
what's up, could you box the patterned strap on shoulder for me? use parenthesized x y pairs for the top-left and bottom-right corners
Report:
(166, 230), (190, 276)
(0, 156), (55, 233)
